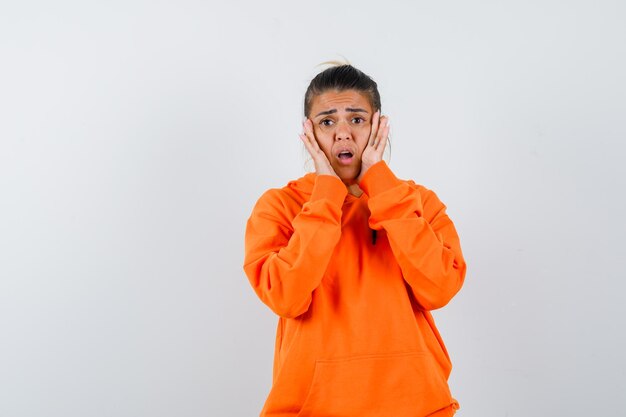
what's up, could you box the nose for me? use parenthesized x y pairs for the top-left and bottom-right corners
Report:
(333, 120), (352, 142)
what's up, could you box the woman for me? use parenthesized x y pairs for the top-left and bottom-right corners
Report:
(244, 64), (467, 417)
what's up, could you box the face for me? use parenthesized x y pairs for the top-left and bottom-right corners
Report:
(308, 89), (374, 183)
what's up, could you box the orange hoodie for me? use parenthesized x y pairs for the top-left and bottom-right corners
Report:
(244, 161), (467, 417)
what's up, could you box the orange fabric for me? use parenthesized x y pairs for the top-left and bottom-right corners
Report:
(244, 161), (467, 417)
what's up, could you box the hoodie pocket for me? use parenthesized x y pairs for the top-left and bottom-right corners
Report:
(296, 351), (451, 417)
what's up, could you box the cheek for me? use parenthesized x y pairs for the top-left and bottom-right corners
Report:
(356, 129), (371, 153)
(314, 129), (334, 154)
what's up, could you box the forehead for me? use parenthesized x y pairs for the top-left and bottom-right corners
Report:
(310, 90), (372, 114)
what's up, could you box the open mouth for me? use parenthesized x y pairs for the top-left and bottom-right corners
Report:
(336, 150), (355, 165)
(337, 150), (354, 160)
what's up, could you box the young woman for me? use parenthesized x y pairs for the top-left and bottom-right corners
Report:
(244, 64), (467, 417)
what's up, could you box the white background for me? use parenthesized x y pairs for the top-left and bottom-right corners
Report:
(1, 1), (625, 416)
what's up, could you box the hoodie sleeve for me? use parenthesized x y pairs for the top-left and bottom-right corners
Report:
(360, 161), (467, 311)
(244, 175), (347, 318)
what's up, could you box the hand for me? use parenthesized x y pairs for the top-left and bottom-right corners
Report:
(357, 111), (390, 182)
(299, 119), (338, 178)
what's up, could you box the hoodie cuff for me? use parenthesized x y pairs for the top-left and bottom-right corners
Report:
(310, 175), (348, 206)
(359, 161), (401, 197)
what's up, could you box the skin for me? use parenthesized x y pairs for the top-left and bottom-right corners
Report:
(299, 89), (390, 196)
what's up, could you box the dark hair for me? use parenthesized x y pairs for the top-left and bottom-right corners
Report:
(304, 64), (381, 117)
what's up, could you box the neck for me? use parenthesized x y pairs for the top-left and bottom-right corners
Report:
(346, 182), (363, 197)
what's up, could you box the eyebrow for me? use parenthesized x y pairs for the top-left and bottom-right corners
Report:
(314, 108), (369, 117)
(346, 107), (369, 113)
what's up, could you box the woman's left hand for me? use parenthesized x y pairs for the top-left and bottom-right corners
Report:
(357, 111), (390, 182)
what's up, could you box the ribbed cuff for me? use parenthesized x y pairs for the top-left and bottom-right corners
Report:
(359, 161), (400, 196)
(310, 175), (348, 206)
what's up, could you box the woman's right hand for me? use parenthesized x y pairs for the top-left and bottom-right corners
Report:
(299, 119), (338, 178)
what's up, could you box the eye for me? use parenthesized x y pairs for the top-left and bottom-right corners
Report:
(352, 117), (365, 124)
(320, 119), (334, 127)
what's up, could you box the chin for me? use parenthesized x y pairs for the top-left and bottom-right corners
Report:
(334, 162), (361, 183)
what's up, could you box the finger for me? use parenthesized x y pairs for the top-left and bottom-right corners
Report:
(301, 120), (318, 151)
(300, 122), (315, 151)
(303, 119), (321, 152)
(376, 122), (390, 153)
(369, 110), (380, 146)
(299, 133), (316, 156)
(368, 110), (380, 146)
(373, 116), (388, 149)
(302, 122), (331, 171)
